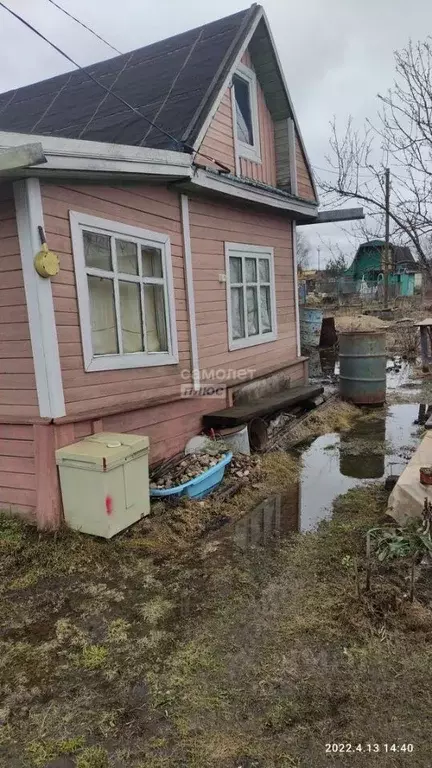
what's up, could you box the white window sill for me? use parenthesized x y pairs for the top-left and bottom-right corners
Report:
(85, 351), (179, 372)
(228, 332), (277, 352)
(237, 140), (261, 165)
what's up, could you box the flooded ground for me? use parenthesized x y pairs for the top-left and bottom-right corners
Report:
(224, 404), (422, 546)
(309, 347), (432, 404)
(299, 403), (420, 530)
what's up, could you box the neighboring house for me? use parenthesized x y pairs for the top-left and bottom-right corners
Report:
(0, 5), (344, 527)
(347, 240), (417, 280)
(345, 240), (420, 297)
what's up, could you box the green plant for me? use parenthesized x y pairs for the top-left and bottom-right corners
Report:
(369, 524), (432, 562)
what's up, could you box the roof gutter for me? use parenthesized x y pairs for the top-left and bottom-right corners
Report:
(178, 168), (318, 219)
(0, 131), (192, 181)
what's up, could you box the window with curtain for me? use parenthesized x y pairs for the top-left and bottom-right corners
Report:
(226, 244), (277, 349)
(70, 212), (177, 372)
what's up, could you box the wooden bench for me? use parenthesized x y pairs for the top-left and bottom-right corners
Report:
(202, 384), (324, 429)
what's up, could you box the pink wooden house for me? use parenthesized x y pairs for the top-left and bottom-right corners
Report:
(0, 5), (354, 528)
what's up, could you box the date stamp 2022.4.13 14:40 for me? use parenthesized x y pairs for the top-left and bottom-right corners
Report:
(325, 743), (414, 755)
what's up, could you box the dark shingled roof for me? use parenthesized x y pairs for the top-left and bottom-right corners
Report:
(359, 240), (416, 268)
(0, 7), (256, 151)
(393, 245), (416, 267)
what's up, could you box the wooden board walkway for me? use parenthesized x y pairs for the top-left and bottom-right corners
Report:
(202, 384), (324, 429)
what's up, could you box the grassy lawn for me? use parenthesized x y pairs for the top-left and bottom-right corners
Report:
(1, 451), (432, 766)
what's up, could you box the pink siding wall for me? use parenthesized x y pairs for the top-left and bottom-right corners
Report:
(41, 182), (194, 417)
(0, 423), (36, 515)
(196, 90), (236, 173)
(0, 184), (39, 420)
(189, 196), (301, 381)
(0, 178), (306, 525)
(197, 49), (277, 186)
(68, 397), (213, 465)
(296, 136), (316, 201)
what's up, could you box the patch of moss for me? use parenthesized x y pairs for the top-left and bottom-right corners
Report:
(26, 736), (85, 766)
(0, 514), (24, 545)
(8, 571), (40, 590)
(138, 598), (173, 625)
(79, 645), (108, 669)
(55, 618), (88, 647)
(0, 723), (12, 747)
(76, 746), (109, 768)
(107, 618), (130, 643)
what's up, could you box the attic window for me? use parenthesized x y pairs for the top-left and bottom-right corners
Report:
(232, 63), (261, 164)
(233, 75), (253, 144)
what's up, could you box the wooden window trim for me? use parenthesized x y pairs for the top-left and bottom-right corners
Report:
(225, 242), (277, 351)
(233, 62), (261, 165)
(70, 211), (178, 372)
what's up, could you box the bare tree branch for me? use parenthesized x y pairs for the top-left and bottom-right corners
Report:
(320, 37), (432, 277)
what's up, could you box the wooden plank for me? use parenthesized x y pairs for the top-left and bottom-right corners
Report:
(0, 487), (35, 506)
(0, 286), (27, 307)
(0, 455), (34, 473)
(0, 304), (28, 323)
(0, 424), (34, 440)
(0, 323), (31, 341)
(0, 471), (35, 490)
(34, 423), (62, 529)
(202, 385), (324, 428)
(0, 374), (37, 390)
(0, 237), (20, 258)
(0, 409), (43, 422)
(0, 437), (34, 456)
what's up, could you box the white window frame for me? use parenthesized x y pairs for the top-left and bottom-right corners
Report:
(225, 242), (277, 351)
(232, 62), (261, 164)
(70, 211), (178, 372)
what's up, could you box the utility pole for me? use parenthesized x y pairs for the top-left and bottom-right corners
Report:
(317, 246), (321, 273)
(383, 168), (390, 310)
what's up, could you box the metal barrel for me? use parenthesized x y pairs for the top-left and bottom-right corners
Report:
(339, 331), (386, 405)
(300, 308), (323, 349)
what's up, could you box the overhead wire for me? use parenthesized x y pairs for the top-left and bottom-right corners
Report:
(46, 0), (122, 55)
(77, 51), (134, 139)
(0, 1), (232, 172)
(0, 1), (184, 149)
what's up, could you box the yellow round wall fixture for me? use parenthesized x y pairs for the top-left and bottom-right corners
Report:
(34, 245), (60, 278)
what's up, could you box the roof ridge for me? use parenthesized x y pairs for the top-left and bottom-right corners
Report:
(181, 4), (260, 145)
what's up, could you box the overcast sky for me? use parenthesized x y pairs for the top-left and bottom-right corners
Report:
(2, 0), (432, 265)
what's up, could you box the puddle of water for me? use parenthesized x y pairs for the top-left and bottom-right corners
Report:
(299, 403), (420, 531)
(224, 403), (423, 549)
(228, 487), (300, 550)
